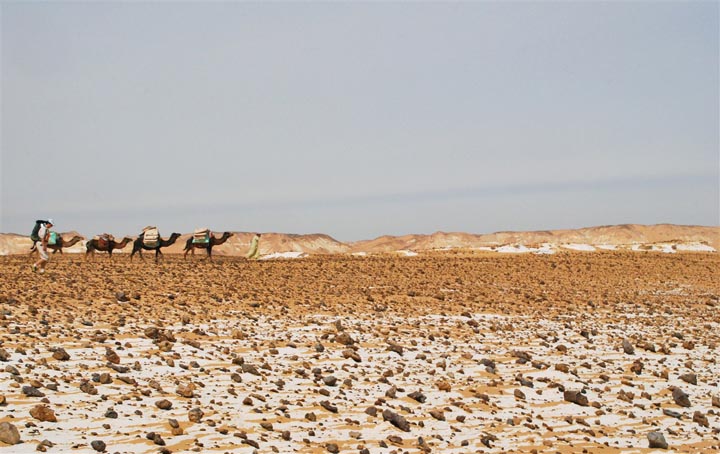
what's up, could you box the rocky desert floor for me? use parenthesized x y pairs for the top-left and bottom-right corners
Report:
(0, 251), (719, 453)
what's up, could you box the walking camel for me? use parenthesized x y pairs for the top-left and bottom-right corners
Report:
(183, 232), (234, 259)
(85, 236), (134, 259)
(130, 232), (181, 263)
(30, 235), (84, 255)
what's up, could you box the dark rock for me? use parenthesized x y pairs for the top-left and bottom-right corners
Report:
(679, 373), (697, 385)
(408, 391), (426, 403)
(564, 390), (589, 406)
(647, 431), (668, 449)
(383, 409), (410, 432)
(672, 388), (691, 408)
(91, 440), (107, 452)
(52, 348), (70, 361)
(80, 381), (98, 395)
(320, 401), (338, 413)
(241, 363), (261, 376)
(336, 332), (355, 346)
(693, 411), (709, 427)
(22, 385), (45, 398)
(155, 399), (172, 410)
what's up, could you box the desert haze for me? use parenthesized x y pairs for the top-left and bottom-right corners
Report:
(0, 224), (717, 257)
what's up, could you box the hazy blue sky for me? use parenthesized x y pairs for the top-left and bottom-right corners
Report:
(1, 1), (718, 241)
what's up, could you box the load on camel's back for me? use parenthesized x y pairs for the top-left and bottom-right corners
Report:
(142, 226), (160, 247)
(193, 228), (210, 244)
(94, 233), (115, 250)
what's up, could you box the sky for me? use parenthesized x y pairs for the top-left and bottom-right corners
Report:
(1, 1), (718, 241)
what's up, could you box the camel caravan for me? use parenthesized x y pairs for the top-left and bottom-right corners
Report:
(30, 223), (247, 262)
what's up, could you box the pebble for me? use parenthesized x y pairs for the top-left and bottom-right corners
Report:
(30, 404), (57, 422)
(188, 407), (204, 423)
(672, 388), (691, 408)
(383, 409), (410, 432)
(647, 431), (668, 449)
(0, 422), (20, 445)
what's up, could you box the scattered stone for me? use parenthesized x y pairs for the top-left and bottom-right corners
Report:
(22, 385), (45, 398)
(30, 404), (57, 422)
(320, 401), (338, 413)
(336, 332), (355, 346)
(672, 388), (691, 408)
(52, 348), (70, 361)
(0, 422), (20, 445)
(383, 409), (410, 432)
(80, 381), (98, 395)
(188, 408), (204, 423)
(693, 411), (709, 427)
(647, 431), (668, 449)
(564, 390), (589, 406)
(155, 399), (172, 410)
(622, 339), (635, 355)
(679, 373), (697, 385)
(408, 391), (426, 403)
(176, 383), (195, 398)
(342, 349), (361, 362)
(91, 440), (107, 452)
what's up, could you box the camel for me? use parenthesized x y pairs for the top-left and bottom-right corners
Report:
(183, 232), (234, 259)
(130, 232), (181, 263)
(85, 236), (134, 259)
(30, 235), (84, 255)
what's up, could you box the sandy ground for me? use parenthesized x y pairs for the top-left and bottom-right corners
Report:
(1, 251), (719, 453)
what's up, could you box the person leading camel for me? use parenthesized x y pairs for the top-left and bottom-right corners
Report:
(32, 218), (54, 274)
(246, 233), (261, 260)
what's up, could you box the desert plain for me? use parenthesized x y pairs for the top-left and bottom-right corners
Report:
(0, 249), (719, 453)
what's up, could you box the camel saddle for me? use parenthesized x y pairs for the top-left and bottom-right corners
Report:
(143, 227), (160, 247)
(193, 228), (210, 244)
(93, 233), (115, 248)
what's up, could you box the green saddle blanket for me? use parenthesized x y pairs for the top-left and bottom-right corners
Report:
(48, 232), (59, 246)
(193, 237), (209, 244)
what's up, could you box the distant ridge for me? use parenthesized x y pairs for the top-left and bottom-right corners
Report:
(350, 224), (719, 252)
(0, 224), (717, 256)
